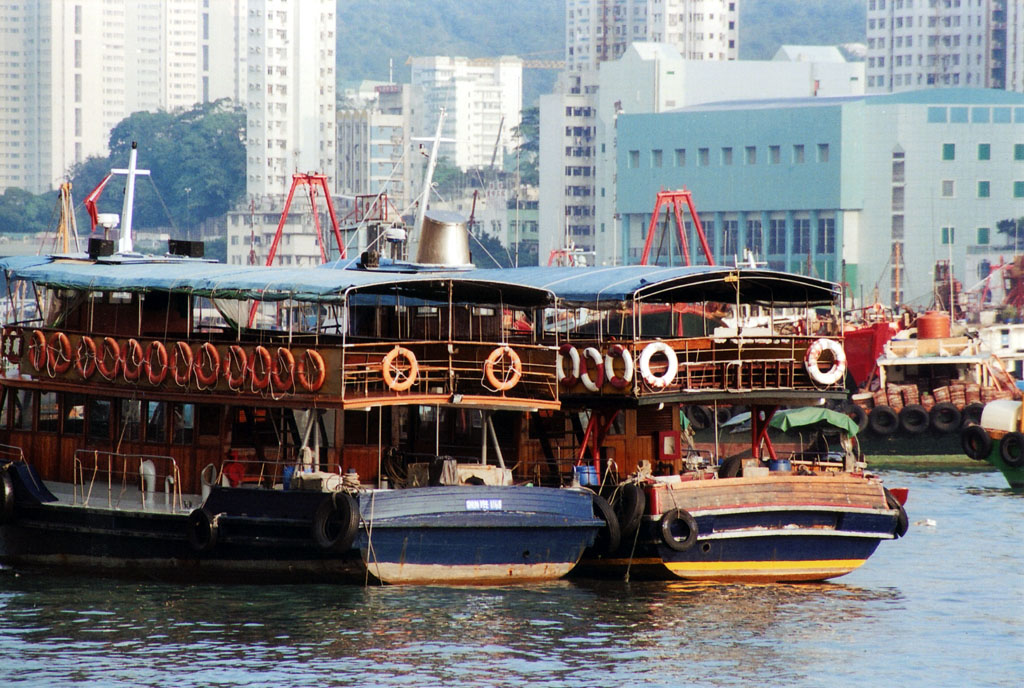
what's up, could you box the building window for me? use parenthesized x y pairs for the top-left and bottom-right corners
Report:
(746, 219), (762, 254)
(978, 143), (991, 160)
(977, 227), (990, 245)
(1015, 181), (1024, 198)
(793, 144), (805, 163)
(699, 148), (710, 166)
(941, 227), (955, 245)
(941, 180), (955, 197)
(817, 144), (829, 163)
(817, 218), (835, 253)
(769, 145), (780, 164)
(1016, 144), (1024, 161)
(675, 148), (686, 166)
(978, 181), (990, 198)
(792, 219), (811, 253)
(629, 150), (639, 168)
(942, 143), (955, 160)
(721, 147), (733, 165)
(722, 220), (738, 255)
(651, 149), (663, 167)
(768, 219), (786, 254)
(745, 146), (757, 165)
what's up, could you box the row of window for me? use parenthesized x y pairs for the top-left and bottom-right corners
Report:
(942, 142), (1024, 161)
(628, 143), (829, 169)
(0, 389), (219, 446)
(651, 216), (837, 258)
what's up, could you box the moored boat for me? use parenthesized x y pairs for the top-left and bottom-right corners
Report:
(960, 399), (1024, 489)
(505, 265), (908, 582)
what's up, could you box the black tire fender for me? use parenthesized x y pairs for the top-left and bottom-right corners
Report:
(868, 405), (899, 436)
(686, 404), (713, 431)
(660, 508), (699, 552)
(0, 468), (14, 525)
(929, 402), (962, 433)
(961, 402), (984, 428)
(187, 508), (220, 553)
(845, 404), (869, 433)
(311, 492), (359, 552)
(898, 404), (929, 435)
(717, 454), (744, 479)
(612, 482), (646, 542)
(883, 487), (909, 538)
(999, 431), (1024, 469)
(587, 493), (621, 555)
(961, 424), (993, 461)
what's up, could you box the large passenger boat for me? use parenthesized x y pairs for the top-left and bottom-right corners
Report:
(500, 264), (908, 582)
(0, 241), (604, 584)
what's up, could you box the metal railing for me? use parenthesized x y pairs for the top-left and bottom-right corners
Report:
(72, 449), (182, 512)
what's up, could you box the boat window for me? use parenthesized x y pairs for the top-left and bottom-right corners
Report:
(146, 401), (167, 443)
(120, 399), (142, 442)
(38, 392), (59, 433)
(196, 404), (220, 438)
(10, 390), (33, 431)
(173, 404), (195, 445)
(87, 399), (111, 441)
(63, 394), (86, 435)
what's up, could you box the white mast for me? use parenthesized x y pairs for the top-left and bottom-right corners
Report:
(112, 142), (150, 254)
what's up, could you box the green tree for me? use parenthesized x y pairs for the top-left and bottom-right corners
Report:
(996, 217), (1024, 249)
(71, 99), (245, 235)
(509, 106), (539, 185)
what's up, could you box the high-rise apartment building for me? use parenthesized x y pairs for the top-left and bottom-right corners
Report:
(410, 56), (523, 172)
(0, 0), (214, 195)
(337, 84), (417, 216)
(865, 0), (1024, 93)
(242, 0), (336, 199)
(540, 0), (739, 263)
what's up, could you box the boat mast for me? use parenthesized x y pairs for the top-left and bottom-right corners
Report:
(112, 142), (150, 254)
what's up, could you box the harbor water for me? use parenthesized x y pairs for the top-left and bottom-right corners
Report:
(1, 469), (1021, 687)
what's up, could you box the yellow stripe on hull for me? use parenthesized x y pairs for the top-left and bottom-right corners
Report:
(664, 558), (867, 583)
(365, 561), (576, 585)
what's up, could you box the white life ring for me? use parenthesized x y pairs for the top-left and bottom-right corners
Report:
(556, 343), (580, 388)
(579, 347), (604, 392)
(604, 344), (634, 389)
(638, 341), (678, 389)
(804, 337), (847, 386)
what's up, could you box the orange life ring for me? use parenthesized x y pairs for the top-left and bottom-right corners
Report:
(27, 329), (47, 371)
(484, 345), (522, 391)
(249, 345), (272, 391)
(172, 341), (192, 386)
(381, 346), (418, 392)
(2, 326), (24, 364)
(97, 337), (121, 379)
(221, 345), (248, 389)
(47, 331), (73, 375)
(144, 341), (169, 385)
(271, 347), (295, 392)
(193, 342), (220, 387)
(122, 338), (144, 381)
(74, 336), (98, 379)
(297, 349), (326, 392)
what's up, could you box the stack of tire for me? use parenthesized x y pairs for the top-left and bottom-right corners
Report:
(684, 404), (735, 431)
(845, 399), (983, 437)
(961, 420), (1024, 470)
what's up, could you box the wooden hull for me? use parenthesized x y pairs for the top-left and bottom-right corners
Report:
(576, 474), (900, 583)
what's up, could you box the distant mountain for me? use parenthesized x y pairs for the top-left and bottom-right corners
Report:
(337, 0), (866, 105)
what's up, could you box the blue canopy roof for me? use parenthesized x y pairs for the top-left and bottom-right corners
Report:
(1, 255), (839, 309)
(462, 265), (840, 308)
(0, 255), (554, 307)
